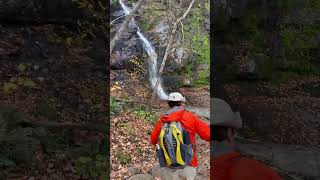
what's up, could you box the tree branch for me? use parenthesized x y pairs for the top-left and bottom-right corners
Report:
(110, 14), (140, 26)
(151, 0), (195, 101)
(110, 0), (145, 53)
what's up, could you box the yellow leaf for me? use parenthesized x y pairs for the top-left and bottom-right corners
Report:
(18, 64), (26, 72)
(23, 79), (36, 87)
(9, 77), (17, 82)
(3, 82), (18, 92)
(88, 4), (94, 9)
(17, 78), (24, 85)
(98, 1), (106, 10)
(66, 37), (73, 47)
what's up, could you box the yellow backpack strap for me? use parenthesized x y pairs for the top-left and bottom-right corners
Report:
(159, 123), (172, 166)
(171, 122), (185, 165)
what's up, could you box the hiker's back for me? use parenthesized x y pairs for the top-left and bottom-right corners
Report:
(230, 157), (282, 180)
(212, 152), (282, 180)
(179, 111), (197, 140)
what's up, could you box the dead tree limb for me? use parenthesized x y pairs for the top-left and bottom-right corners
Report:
(151, 0), (195, 101)
(110, 0), (145, 53)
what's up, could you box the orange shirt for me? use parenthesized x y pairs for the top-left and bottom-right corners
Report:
(211, 152), (282, 180)
(150, 108), (210, 167)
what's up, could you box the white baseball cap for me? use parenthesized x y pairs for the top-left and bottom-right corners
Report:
(166, 92), (186, 102)
(211, 98), (242, 129)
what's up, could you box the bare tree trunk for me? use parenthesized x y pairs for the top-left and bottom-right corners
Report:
(110, 0), (145, 53)
(151, 0), (195, 101)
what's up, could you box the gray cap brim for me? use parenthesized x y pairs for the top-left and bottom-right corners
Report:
(211, 98), (242, 129)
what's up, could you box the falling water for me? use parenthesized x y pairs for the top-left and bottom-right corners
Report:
(119, 0), (168, 100)
(117, 0), (209, 119)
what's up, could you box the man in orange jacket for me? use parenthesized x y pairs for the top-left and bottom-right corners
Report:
(211, 98), (282, 180)
(150, 92), (210, 180)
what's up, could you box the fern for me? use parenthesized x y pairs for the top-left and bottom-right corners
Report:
(0, 105), (40, 167)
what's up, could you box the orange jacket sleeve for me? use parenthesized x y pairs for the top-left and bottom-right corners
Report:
(150, 119), (163, 145)
(195, 116), (210, 142)
(230, 158), (283, 180)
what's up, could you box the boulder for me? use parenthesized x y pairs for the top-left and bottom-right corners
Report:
(151, 166), (162, 178)
(235, 138), (320, 179)
(149, 20), (190, 71)
(128, 174), (153, 180)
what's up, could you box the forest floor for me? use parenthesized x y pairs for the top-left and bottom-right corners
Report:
(0, 23), (107, 179)
(110, 69), (210, 179)
(219, 77), (320, 149)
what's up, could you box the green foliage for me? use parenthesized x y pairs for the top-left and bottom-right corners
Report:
(270, 71), (300, 84)
(75, 154), (108, 179)
(141, 21), (155, 32)
(133, 107), (157, 124)
(213, 0), (320, 84)
(3, 82), (18, 92)
(72, 0), (106, 12)
(304, 0), (320, 12)
(35, 100), (58, 122)
(0, 105), (24, 133)
(0, 128), (40, 167)
(140, 4), (166, 32)
(3, 77), (37, 93)
(184, 7), (210, 86)
(0, 105), (41, 167)
(136, 147), (143, 156)
(111, 0), (118, 5)
(279, 25), (320, 75)
(116, 151), (131, 165)
(17, 64), (27, 72)
(269, 0), (295, 9)
(110, 97), (125, 116)
(204, 2), (210, 12)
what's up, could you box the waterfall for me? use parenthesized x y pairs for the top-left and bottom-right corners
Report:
(116, 0), (210, 119)
(119, 0), (169, 100)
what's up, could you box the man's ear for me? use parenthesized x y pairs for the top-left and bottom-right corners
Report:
(226, 128), (233, 142)
(232, 128), (237, 136)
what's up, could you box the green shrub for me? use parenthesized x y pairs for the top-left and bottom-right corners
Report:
(304, 0), (320, 12)
(184, 6), (210, 86)
(133, 107), (157, 124)
(279, 25), (320, 75)
(0, 105), (41, 167)
(110, 97), (125, 116)
(75, 154), (108, 179)
(117, 152), (131, 165)
(35, 100), (58, 122)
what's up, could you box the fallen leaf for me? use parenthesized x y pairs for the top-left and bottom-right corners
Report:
(23, 79), (36, 87)
(3, 82), (18, 92)
(18, 64), (27, 72)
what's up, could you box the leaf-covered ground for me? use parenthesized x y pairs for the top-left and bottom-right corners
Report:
(110, 69), (210, 179)
(223, 77), (320, 148)
(0, 23), (107, 179)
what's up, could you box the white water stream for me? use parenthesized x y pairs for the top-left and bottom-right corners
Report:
(118, 0), (209, 119)
(119, 0), (169, 100)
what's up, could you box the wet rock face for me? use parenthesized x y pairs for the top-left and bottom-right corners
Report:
(110, 5), (144, 71)
(149, 20), (190, 71)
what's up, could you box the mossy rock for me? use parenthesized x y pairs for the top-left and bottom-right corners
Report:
(252, 53), (274, 79)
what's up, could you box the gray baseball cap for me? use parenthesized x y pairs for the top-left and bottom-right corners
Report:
(211, 98), (242, 129)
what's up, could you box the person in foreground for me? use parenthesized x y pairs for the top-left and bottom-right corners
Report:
(211, 98), (282, 180)
(150, 92), (210, 180)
